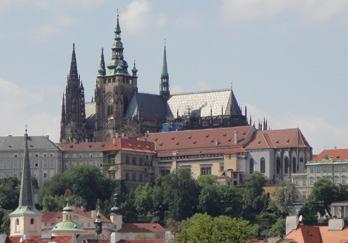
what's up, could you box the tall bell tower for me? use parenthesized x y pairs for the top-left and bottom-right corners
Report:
(9, 130), (41, 238)
(94, 12), (138, 141)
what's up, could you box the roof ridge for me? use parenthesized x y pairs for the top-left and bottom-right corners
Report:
(171, 88), (232, 96)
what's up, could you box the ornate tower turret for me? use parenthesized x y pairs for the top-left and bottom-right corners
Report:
(94, 12), (137, 141)
(160, 43), (170, 100)
(60, 43), (86, 143)
(98, 48), (106, 77)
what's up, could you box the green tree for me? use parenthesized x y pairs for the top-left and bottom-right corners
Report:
(40, 165), (118, 210)
(307, 178), (338, 217)
(197, 175), (218, 187)
(268, 218), (285, 238)
(0, 177), (20, 210)
(178, 213), (257, 243)
(273, 182), (298, 215)
(156, 169), (200, 222)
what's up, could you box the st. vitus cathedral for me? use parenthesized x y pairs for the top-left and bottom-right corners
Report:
(60, 13), (248, 143)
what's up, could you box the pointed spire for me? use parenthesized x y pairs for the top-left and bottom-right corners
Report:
(68, 43), (79, 81)
(132, 60), (138, 76)
(98, 48), (106, 76)
(61, 93), (66, 125)
(18, 128), (34, 208)
(115, 9), (121, 37)
(160, 41), (170, 100)
(161, 41), (169, 79)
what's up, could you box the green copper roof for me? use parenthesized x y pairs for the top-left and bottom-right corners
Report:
(98, 48), (106, 76)
(10, 206), (40, 216)
(52, 221), (82, 232)
(63, 205), (73, 212)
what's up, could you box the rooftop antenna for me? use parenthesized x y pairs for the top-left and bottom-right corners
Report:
(230, 81), (233, 90)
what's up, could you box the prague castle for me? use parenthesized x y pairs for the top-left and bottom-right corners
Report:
(60, 13), (248, 143)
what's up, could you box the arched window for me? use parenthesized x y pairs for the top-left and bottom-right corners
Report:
(276, 157), (281, 174)
(30, 218), (34, 225)
(260, 157), (266, 173)
(284, 157), (289, 174)
(249, 158), (254, 174)
(292, 158), (297, 173)
(107, 105), (113, 116)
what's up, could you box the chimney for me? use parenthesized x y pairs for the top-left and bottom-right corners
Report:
(233, 131), (238, 145)
(286, 216), (299, 235)
(328, 218), (345, 231)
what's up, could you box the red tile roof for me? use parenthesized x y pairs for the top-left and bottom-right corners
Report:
(246, 128), (311, 150)
(118, 223), (166, 233)
(6, 236), (72, 243)
(285, 225), (348, 243)
(58, 137), (155, 153)
(42, 207), (111, 224)
(314, 149), (348, 161)
(144, 126), (256, 157)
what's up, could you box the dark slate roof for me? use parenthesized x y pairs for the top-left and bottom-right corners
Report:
(125, 93), (166, 121)
(0, 135), (59, 151)
(86, 114), (96, 129)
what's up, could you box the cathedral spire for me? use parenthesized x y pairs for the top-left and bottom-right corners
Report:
(98, 48), (106, 76)
(160, 42), (170, 100)
(19, 129), (34, 208)
(61, 94), (66, 125)
(115, 9), (121, 37)
(161, 42), (169, 80)
(69, 43), (79, 81)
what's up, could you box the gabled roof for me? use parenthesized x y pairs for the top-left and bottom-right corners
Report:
(125, 93), (167, 121)
(0, 135), (59, 152)
(42, 207), (111, 225)
(6, 236), (73, 243)
(57, 138), (155, 153)
(118, 223), (166, 233)
(246, 128), (311, 150)
(144, 126), (255, 157)
(166, 89), (242, 119)
(285, 225), (348, 243)
(314, 149), (348, 161)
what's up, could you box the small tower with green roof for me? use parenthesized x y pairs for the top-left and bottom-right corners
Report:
(52, 190), (83, 237)
(9, 129), (42, 238)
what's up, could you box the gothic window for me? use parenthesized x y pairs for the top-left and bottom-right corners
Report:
(292, 158), (297, 173)
(16, 219), (19, 225)
(107, 105), (113, 116)
(284, 157), (289, 174)
(249, 159), (254, 174)
(30, 218), (34, 225)
(260, 158), (266, 174)
(276, 157), (281, 174)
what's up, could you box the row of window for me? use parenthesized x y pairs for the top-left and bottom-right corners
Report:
(125, 156), (153, 166)
(309, 164), (348, 173)
(125, 172), (149, 182)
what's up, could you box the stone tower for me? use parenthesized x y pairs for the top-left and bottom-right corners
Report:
(94, 13), (138, 141)
(60, 43), (86, 143)
(9, 130), (41, 238)
(160, 44), (170, 100)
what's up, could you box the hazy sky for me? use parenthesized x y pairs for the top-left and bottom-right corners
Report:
(1, 0), (348, 152)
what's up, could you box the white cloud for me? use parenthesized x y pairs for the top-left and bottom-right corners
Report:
(32, 15), (77, 43)
(0, 79), (59, 142)
(220, 0), (348, 22)
(247, 104), (348, 153)
(0, 0), (104, 10)
(120, 0), (150, 33)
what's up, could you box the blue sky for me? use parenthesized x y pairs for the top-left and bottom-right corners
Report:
(1, 0), (348, 152)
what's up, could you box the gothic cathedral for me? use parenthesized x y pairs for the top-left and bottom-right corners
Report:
(60, 13), (248, 143)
